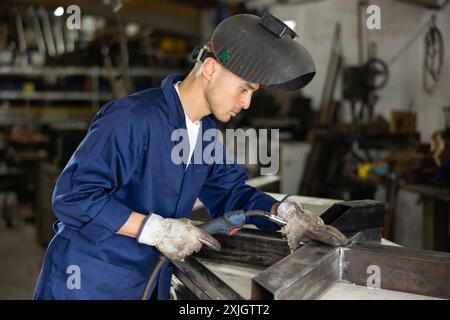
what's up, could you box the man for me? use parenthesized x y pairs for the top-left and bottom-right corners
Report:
(34, 13), (347, 300)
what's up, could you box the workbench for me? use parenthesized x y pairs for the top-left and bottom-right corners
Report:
(395, 183), (450, 252)
(198, 194), (413, 300)
(173, 190), (450, 300)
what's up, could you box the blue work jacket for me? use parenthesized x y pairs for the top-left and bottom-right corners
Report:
(33, 74), (278, 300)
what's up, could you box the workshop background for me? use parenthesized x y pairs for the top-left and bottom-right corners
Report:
(0, 0), (449, 299)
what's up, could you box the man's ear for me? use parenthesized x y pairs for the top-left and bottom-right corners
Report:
(201, 57), (216, 81)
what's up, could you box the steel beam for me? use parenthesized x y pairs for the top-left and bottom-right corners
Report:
(251, 241), (450, 300)
(342, 242), (450, 299)
(252, 244), (340, 300)
(320, 200), (385, 235)
(172, 256), (244, 300)
(172, 199), (449, 300)
(173, 237), (450, 300)
(196, 228), (290, 268)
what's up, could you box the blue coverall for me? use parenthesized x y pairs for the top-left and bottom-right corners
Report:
(33, 73), (278, 300)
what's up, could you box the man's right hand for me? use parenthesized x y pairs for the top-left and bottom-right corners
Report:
(137, 214), (221, 261)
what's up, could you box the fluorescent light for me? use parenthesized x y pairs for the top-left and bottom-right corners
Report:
(54, 6), (64, 16)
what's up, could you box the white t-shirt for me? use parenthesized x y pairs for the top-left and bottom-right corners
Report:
(174, 81), (200, 170)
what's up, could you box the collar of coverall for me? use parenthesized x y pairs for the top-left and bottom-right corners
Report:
(161, 73), (189, 129)
(161, 73), (217, 133)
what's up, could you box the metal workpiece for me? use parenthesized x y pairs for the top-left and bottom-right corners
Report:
(320, 199), (385, 234)
(251, 240), (450, 300)
(172, 256), (244, 300)
(170, 228), (289, 300)
(252, 243), (341, 300)
(193, 199), (385, 268)
(196, 228), (290, 268)
(341, 242), (450, 299)
(173, 233), (450, 299)
(171, 199), (449, 300)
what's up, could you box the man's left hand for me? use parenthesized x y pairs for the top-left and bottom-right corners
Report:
(276, 196), (348, 252)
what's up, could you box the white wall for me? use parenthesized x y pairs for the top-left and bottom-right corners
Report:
(247, 0), (450, 142)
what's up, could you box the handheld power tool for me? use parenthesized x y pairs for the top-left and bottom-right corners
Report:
(141, 209), (285, 300)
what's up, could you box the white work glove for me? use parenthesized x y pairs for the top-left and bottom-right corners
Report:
(276, 196), (348, 252)
(137, 213), (221, 261)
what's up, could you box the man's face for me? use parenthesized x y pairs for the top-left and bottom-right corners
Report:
(205, 62), (259, 123)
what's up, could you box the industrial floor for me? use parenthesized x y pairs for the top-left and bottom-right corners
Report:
(0, 203), (45, 299)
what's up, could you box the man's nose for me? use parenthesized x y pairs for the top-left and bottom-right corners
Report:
(240, 93), (252, 110)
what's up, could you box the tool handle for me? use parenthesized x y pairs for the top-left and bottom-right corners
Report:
(200, 210), (247, 235)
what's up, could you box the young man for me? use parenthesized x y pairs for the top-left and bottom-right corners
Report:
(34, 13), (347, 300)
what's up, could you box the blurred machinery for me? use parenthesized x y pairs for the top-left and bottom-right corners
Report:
(429, 106), (450, 188)
(342, 43), (389, 123)
(423, 15), (444, 94)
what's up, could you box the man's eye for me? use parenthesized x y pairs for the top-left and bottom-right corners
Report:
(242, 88), (248, 94)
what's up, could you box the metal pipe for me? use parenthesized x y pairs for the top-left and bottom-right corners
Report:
(357, 0), (367, 64)
(37, 6), (56, 57)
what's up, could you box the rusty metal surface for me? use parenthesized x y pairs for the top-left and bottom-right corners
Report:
(171, 198), (449, 300)
(342, 242), (450, 299)
(251, 241), (450, 300)
(173, 238), (450, 299)
(252, 244), (340, 300)
(172, 256), (244, 300)
(196, 228), (290, 268)
(320, 200), (385, 234)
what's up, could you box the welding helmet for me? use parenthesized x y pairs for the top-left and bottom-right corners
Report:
(192, 12), (316, 91)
